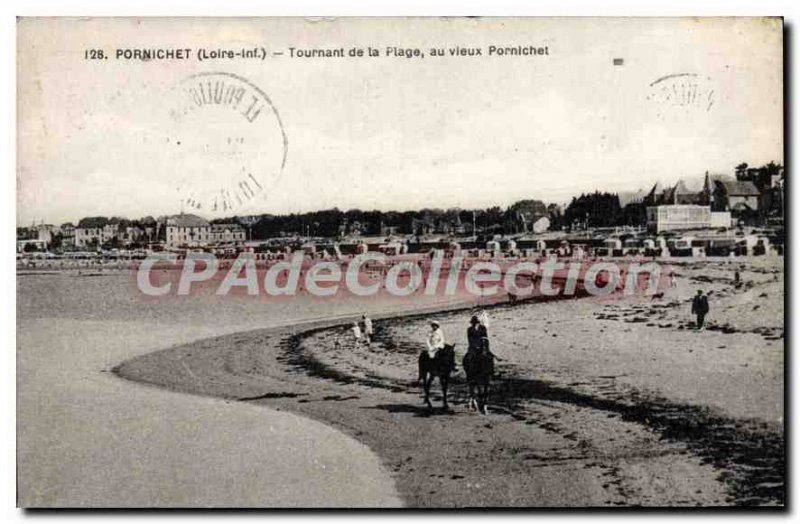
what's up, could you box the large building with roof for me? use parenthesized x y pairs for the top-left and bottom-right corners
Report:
(75, 217), (116, 247)
(704, 174), (760, 214)
(209, 223), (246, 243)
(165, 214), (211, 246)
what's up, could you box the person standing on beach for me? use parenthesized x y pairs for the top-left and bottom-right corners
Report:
(351, 322), (363, 347)
(362, 314), (374, 345)
(691, 290), (710, 330)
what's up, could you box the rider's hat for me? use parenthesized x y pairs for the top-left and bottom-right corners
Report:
(430, 320), (440, 327)
(470, 315), (480, 325)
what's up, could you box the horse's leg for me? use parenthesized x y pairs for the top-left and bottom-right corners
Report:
(480, 383), (490, 415)
(422, 374), (433, 409)
(441, 374), (449, 411)
(468, 383), (476, 411)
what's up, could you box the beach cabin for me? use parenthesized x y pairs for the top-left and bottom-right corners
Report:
(734, 235), (759, 256)
(706, 238), (738, 257)
(669, 236), (691, 256)
(596, 238), (622, 257)
(642, 238), (663, 258)
(486, 240), (501, 256)
(753, 236), (771, 256)
(379, 242), (403, 256)
(646, 237), (669, 258)
(446, 241), (462, 258)
(506, 239), (519, 257)
(669, 236), (705, 257)
(622, 238), (643, 256)
(570, 243), (587, 260)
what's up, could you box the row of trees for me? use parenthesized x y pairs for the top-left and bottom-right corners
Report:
(26, 161), (783, 246)
(246, 206), (525, 239)
(205, 195), (627, 238)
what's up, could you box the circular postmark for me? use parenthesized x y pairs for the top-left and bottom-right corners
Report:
(165, 72), (287, 216)
(646, 73), (716, 115)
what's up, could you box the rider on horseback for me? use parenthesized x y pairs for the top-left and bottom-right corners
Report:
(467, 315), (488, 353)
(418, 320), (457, 410)
(426, 321), (445, 358)
(463, 315), (502, 413)
(466, 315), (501, 362)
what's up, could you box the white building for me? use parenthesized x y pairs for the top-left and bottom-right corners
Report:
(34, 224), (58, 246)
(165, 214), (211, 246)
(647, 205), (731, 233)
(60, 223), (76, 247)
(75, 218), (117, 247)
(209, 223), (246, 244)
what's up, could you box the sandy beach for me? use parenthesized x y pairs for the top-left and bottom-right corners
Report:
(18, 271), (447, 507)
(114, 256), (784, 507)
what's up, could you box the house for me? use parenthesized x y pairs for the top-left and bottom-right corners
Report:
(711, 179), (760, 214)
(121, 226), (146, 245)
(411, 217), (435, 236)
(735, 164), (784, 218)
(648, 179), (705, 206)
(104, 219), (122, 241)
(165, 213), (211, 246)
(664, 180), (705, 205)
(34, 224), (59, 246)
(209, 223), (246, 243)
(380, 224), (399, 237)
(60, 223), (76, 247)
(437, 215), (466, 235)
(139, 216), (158, 243)
(75, 217), (116, 247)
(339, 218), (364, 237)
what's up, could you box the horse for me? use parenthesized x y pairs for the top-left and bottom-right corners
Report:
(418, 344), (456, 411)
(463, 349), (495, 414)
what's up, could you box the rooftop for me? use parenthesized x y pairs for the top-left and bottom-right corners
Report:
(717, 179), (760, 196)
(166, 213), (210, 228)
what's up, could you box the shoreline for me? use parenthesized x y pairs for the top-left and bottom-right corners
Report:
(113, 257), (784, 507)
(16, 317), (404, 507)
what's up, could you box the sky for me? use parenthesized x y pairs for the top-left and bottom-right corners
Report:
(17, 17), (783, 225)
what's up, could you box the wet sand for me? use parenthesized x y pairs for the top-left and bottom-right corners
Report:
(19, 272), (445, 507)
(116, 257), (784, 507)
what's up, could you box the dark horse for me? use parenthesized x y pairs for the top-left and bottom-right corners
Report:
(418, 344), (456, 410)
(463, 349), (495, 414)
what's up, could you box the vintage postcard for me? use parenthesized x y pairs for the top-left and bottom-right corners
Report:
(16, 17), (784, 508)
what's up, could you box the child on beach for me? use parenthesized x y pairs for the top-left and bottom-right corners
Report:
(351, 322), (363, 347)
(362, 314), (373, 345)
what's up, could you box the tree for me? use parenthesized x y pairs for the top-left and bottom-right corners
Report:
(564, 192), (623, 228)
